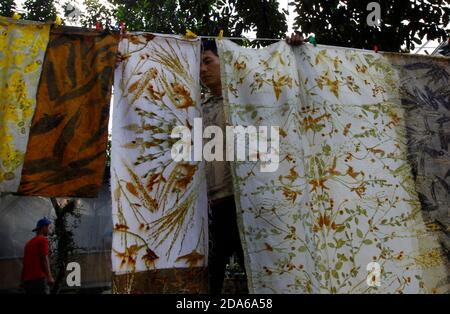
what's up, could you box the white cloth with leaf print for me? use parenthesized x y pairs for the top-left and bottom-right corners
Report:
(111, 34), (208, 278)
(217, 39), (449, 294)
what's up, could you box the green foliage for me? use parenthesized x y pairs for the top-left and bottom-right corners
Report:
(291, 0), (450, 52)
(49, 198), (82, 294)
(0, 0), (16, 17)
(23, 0), (57, 22)
(110, 0), (288, 41)
(58, 0), (287, 46)
(61, 0), (115, 29)
(3, 0), (448, 52)
(113, 0), (179, 32)
(17, 0), (288, 47)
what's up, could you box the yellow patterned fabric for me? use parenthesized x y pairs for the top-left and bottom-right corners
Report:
(111, 34), (208, 293)
(0, 17), (50, 192)
(218, 39), (449, 293)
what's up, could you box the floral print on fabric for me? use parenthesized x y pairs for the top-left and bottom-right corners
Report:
(217, 39), (449, 293)
(111, 34), (208, 293)
(0, 17), (50, 192)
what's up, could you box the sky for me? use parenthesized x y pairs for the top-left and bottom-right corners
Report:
(280, 0), (297, 34)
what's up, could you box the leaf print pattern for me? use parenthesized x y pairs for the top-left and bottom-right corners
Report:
(111, 34), (208, 294)
(17, 27), (118, 197)
(0, 17), (50, 192)
(383, 53), (450, 265)
(217, 39), (449, 293)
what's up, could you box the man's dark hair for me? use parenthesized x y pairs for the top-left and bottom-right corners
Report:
(201, 40), (218, 56)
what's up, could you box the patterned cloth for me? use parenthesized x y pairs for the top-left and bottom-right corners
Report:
(111, 33), (208, 293)
(383, 53), (450, 263)
(0, 17), (50, 192)
(217, 39), (449, 293)
(18, 27), (118, 197)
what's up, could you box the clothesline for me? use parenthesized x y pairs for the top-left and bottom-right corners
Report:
(4, 14), (438, 56)
(201, 35), (388, 54)
(136, 32), (387, 54)
(3, 13), (379, 52)
(199, 35), (282, 41)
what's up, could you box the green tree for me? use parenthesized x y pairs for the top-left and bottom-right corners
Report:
(0, 0), (16, 17)
(61, 0), (116, 29)
(291, 0), (450, 52)
(224, 0), (288, 39)
(23, 0), (57, 22)
(174, 0), (288, 39)
(64, 0), (287, 46)
(49, 198), (82, 294)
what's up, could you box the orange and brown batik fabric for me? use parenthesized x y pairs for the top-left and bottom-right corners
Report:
(18, 27), (118, 197)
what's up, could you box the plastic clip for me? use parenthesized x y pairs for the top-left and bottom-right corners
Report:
(373, 44), (379, 53)
(119, 21), (126, 35)
(185, 29), (198, 39)
(54, 15), (62, 28)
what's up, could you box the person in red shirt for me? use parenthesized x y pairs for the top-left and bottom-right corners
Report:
(21, 217), (55, 294)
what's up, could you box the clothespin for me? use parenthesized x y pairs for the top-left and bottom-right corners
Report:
(96, 22), (103, 30)
(218, 29), (224, 40)
(119, 21), (126, 35)
(185, 29), (197, 39)
(308, 35), (317, 47)
(54, 15), (62, 28)
(373, 44), (379, 53)
(12, 12), (21, 20)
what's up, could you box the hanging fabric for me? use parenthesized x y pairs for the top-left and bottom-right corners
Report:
(111, 33), (208, 293)
(0, 17), (50, 192)
(18, 27), (118, 197)
(217, 39), (449, 293)
(383, 52), (450, 266)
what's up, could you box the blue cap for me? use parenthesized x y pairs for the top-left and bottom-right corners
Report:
(32, 217), (52, 232)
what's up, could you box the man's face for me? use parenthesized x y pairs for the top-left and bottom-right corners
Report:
(200, 50), (221, 90)
(42, 225), (51, 236)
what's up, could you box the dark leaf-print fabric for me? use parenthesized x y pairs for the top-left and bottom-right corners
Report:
(383, 53), (450, 263)
(18, 27), (118, 197)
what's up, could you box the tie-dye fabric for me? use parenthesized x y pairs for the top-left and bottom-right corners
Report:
(18, 27), (118, 197)
(0, 17), (50, 192)
(217, 39), (449, 293)
(383, 53), (450, 263)
(111, 33), (208, 293)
